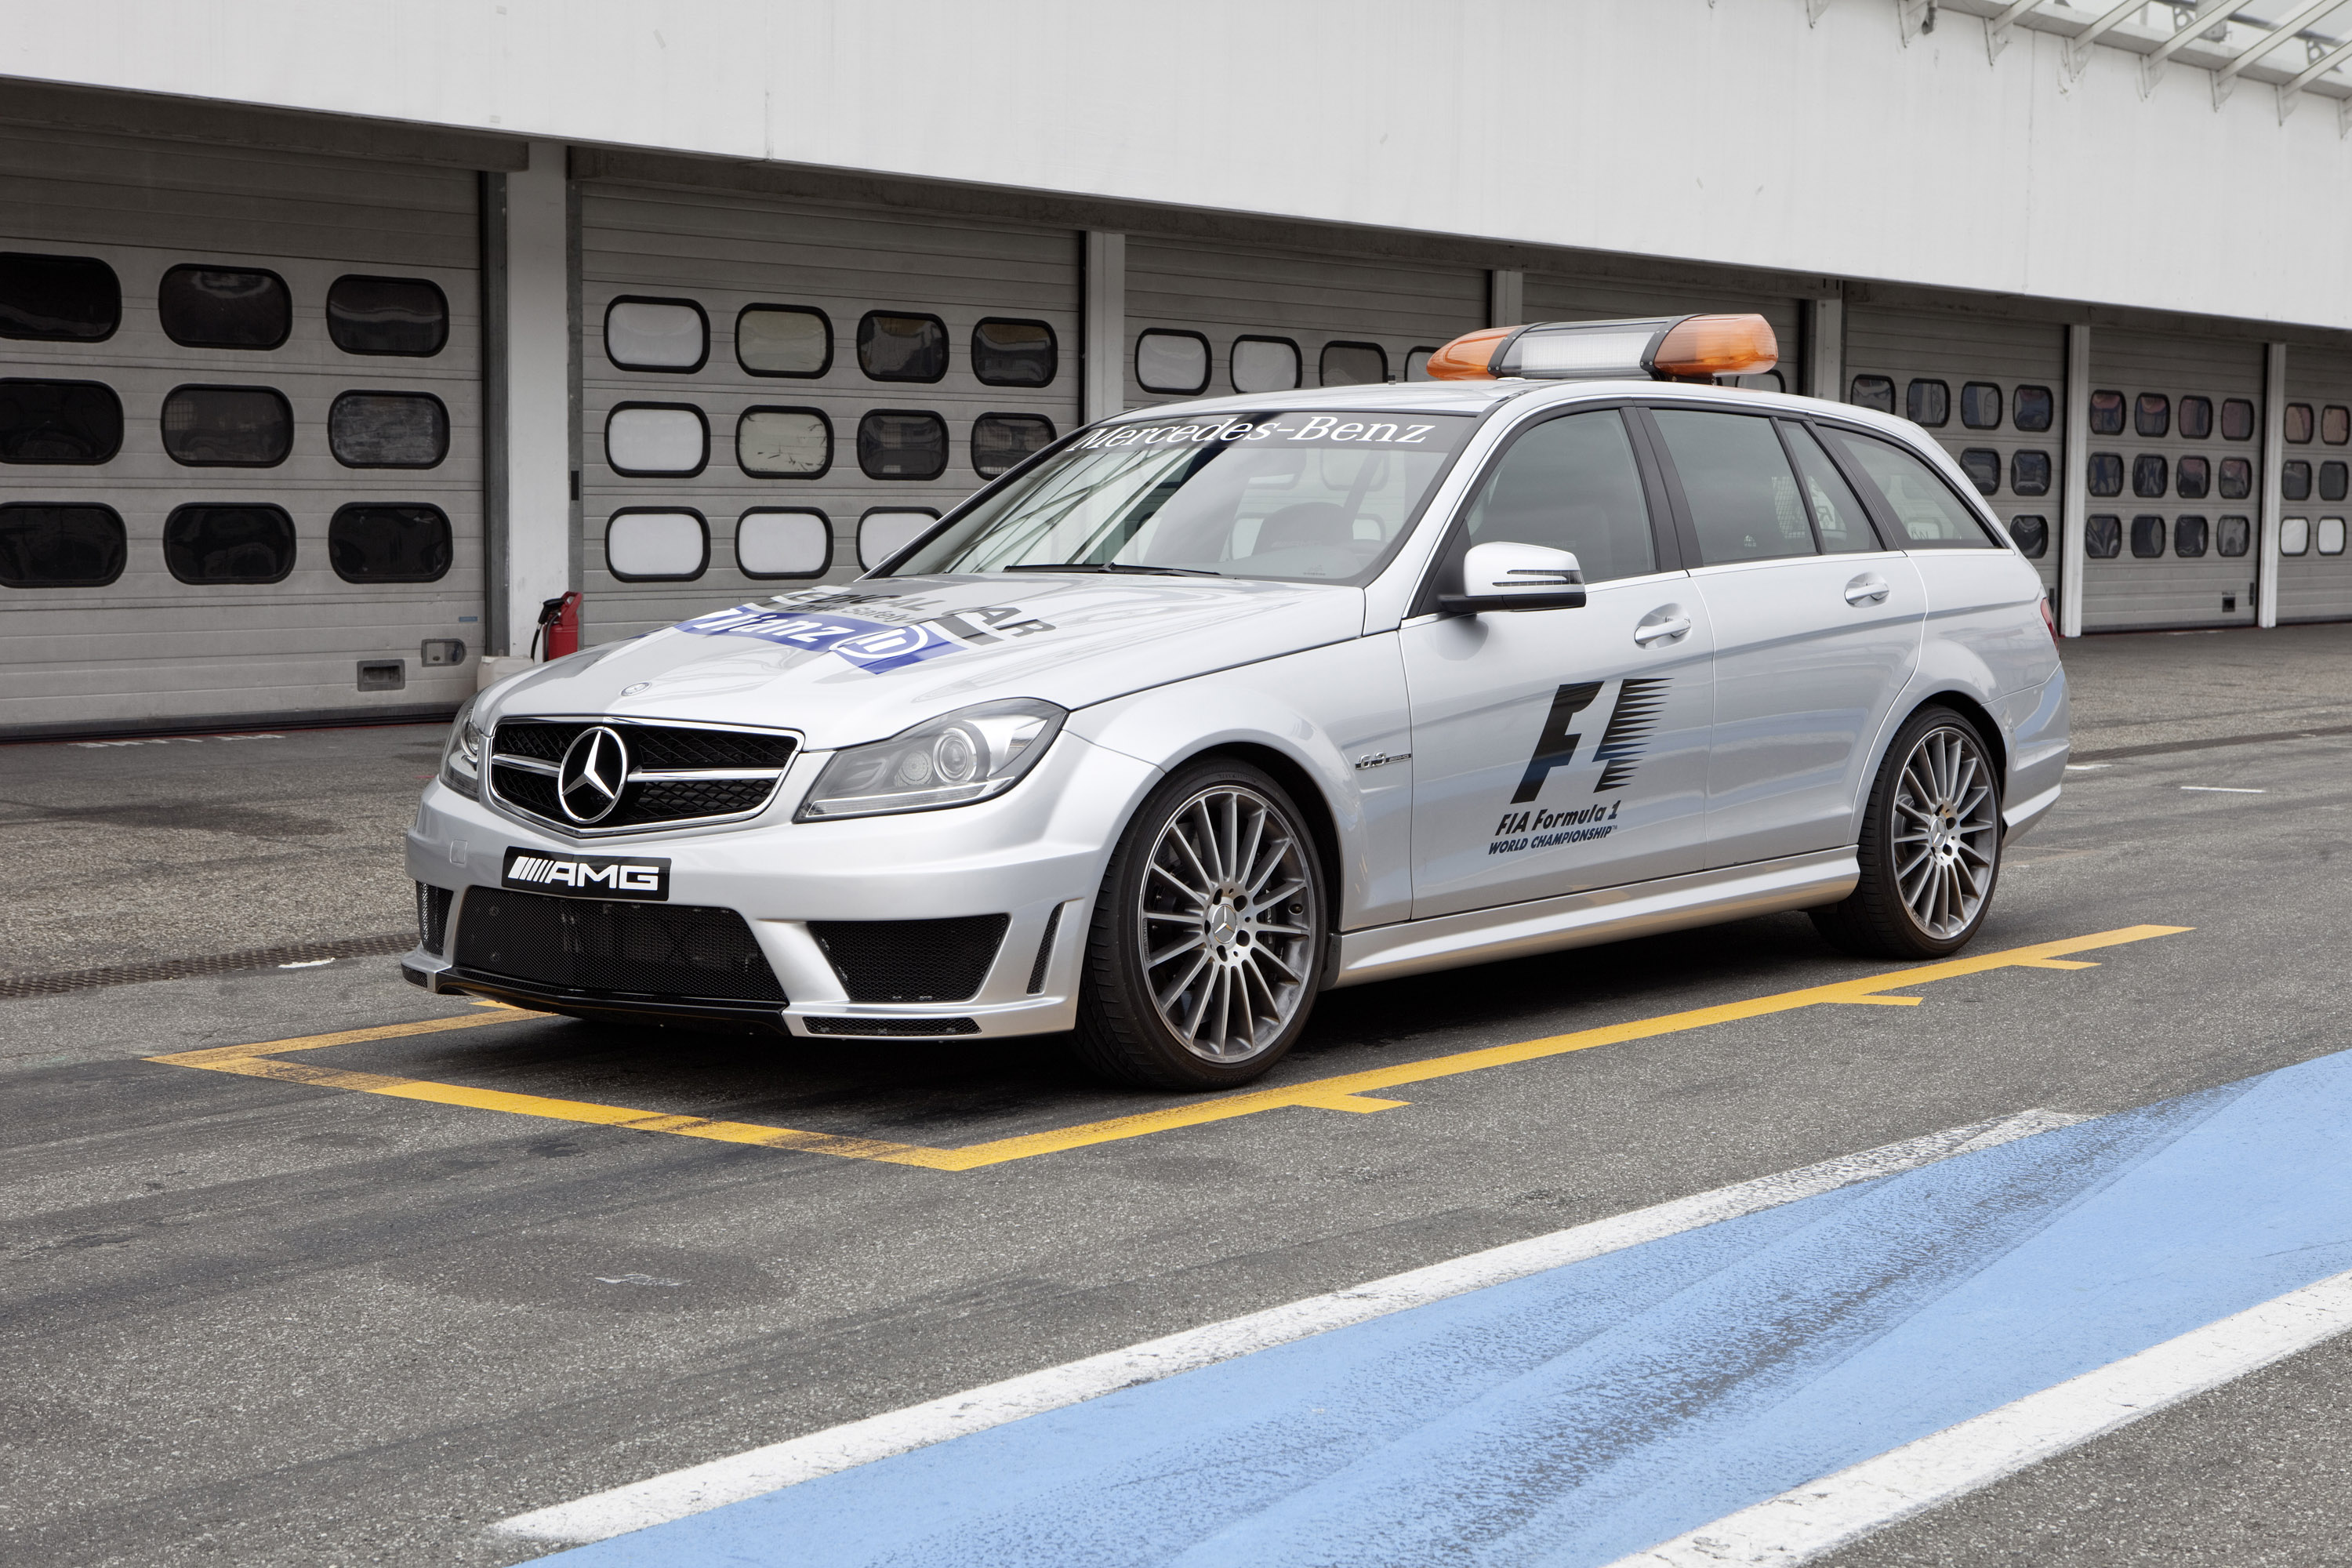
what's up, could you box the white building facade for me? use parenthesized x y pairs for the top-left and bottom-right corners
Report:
(5, 0), (2351, 735)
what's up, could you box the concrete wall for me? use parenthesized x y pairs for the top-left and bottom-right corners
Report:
(7, 0), (2351, 330)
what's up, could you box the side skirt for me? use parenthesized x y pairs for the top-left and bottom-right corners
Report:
(1329, 848), (1858, 989)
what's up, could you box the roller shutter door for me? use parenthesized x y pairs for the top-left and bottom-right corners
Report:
(578, 184), (1081, 644)
(1523, 274), (1799, 396)
(2080, 329), (2264, 631)
(2279, 346), (2352, 623)
(0, 125), (482, 736)
(1842, 308), (2067, 604)
(1123, 238), (1484, 411)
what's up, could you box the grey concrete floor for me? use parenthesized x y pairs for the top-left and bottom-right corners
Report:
(0, 624), (2347, 1566)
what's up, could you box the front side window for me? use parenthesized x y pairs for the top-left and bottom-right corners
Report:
(1231, 336), (1301, 394)
(2180, 395), (2213, 440)
(737, 305), (831, 377)
(327, 275), (448, 356)
(1906, 379), (1949, 426)
(2012, 449), (2052, 496)
(0, 503), (126, 587)
(2086, 514), (2122, 558)
(160, 266), (291, 350)
(1828, 429), (1999, 548)
(1457, 409), (1657, 583)
(1650, 408), (1816, 564)
(2219, 456), (2252, 499)
(737, 407), (831, 477)
(971, 412), (1054, 478)
(858, 312), (948, 383)
(162, 385), (292, 466)
(1847, 375), (1895, 414)
(329, 391), (448, 467)
(2089, 390), (2125, 435)
(328, 503), (452, 583)
(165, 503), (296, 583)
(1135, 330), (1209, 395)
(1959, 383), (2002, 429)
(858, 410), (948, 480)
(0, 252), (118, 341)
(2217, 515), (2252, 557)
(972, 319), (1056, 387)
(889, 409), (1472, 585)
(2008, 515), (2049, 559)
(1321, 342), (1388, 387)
(604, 297), (707, 372)
(0, 379), (123, 464)
(2174, 516), (2209, 558)
(2221, 398), (2256, 441)
(1957, 448), (2000, 495)
(2129, 515), (2166, 559)
(2176, 454), (2210, 499)
(2135, 394), (2170, 438)
(2013, 385), (2054, 432)
(1784, 423), (1878, 554)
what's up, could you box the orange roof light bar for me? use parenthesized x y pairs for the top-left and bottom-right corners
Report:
(1421, 313), (1779, 383)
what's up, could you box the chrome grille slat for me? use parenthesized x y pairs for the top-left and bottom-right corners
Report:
(486, 717), (800, 837)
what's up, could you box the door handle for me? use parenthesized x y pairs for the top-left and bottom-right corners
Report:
(1844, 574), (1890, 606)
(1632, 615), (1692, 646)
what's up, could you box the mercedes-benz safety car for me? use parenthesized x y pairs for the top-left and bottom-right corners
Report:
(405, 312), (2067, 1090)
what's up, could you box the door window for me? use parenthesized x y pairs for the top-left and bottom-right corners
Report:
(1782, 423), (1878, 553)
(1650, 408), (1815, 564)
(1458, 408), (1656, 583)
(1824, 430), (2000, 548)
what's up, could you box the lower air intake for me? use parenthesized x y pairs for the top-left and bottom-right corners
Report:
(416, 882), (454, 956)
(453, 888), (786, 1002)
(803, 1015), (981, 1036)
(808, 914), (1010, 1003)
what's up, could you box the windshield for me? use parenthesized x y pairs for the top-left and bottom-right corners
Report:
(888, 410), (1474, 583)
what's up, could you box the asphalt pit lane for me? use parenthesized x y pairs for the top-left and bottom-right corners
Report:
(376, 1232), (786, 1313)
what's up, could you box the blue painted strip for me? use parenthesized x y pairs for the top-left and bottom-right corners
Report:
(545, 1050), (2352, 1567)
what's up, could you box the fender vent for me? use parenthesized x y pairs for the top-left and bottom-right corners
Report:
(416, 882), (454, 956)
(808, 914), (1010, 1003)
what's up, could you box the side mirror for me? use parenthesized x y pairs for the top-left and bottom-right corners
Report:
(1438, 541), (1588, 615)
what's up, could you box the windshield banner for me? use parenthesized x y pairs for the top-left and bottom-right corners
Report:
(1072, 411), (1464, 453)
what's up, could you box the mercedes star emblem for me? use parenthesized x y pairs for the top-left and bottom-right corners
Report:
(557, 726), (631, 825)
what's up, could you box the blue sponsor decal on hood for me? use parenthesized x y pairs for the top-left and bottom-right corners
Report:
(673, 601), (1058, 673)
(674, 606), (896, 649)
(828, 621), (964, 674)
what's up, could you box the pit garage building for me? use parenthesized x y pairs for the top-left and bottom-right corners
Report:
(5, 0), (2352, 737)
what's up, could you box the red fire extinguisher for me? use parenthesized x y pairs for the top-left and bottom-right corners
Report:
(532, 591), (583, 659)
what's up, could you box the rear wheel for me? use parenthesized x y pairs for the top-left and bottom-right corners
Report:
(1812, 705), (2003, 960)
(1072, 760), (1327, 1090)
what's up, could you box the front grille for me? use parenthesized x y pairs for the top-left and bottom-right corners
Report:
(487, 718), (797, 833)
(804, 1015), (981, 1036)
(452, 887), (787, 1002)
(416, 882), (454, 955)
(808, 914), (1010, 1003)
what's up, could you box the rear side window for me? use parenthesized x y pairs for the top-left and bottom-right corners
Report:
(328, 503), (452, 583)
(165, 503), (296, 583)
(1650, 408), (1816, 564)
(160, 266), (292, 350)
(1783, 423), (1879, 554)
(0, 252), (119, 341)
(327, 275), (448, 356)
(1460, 408), (1657, 584)
(0, 379), (124, 463)
(1826, 430), (2000, 548)
(0, 503), (126, 587)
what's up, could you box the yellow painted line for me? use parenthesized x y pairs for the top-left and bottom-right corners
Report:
(149, 924), (2188, 1171)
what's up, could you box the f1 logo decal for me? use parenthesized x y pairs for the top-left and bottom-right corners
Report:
(1512, 682), (1603, 804)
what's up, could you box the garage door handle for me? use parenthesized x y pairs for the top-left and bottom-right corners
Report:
(1633, 615), (1692, 646)
(1844, 575), (1891, 606)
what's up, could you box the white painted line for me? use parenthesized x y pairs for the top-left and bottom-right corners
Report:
(1606, 1265), (2352, 1568)
(278, 958), (337, 969)
(492, 1109), (2082, 1546)
(2180, 786), (2266, 793)
(2063, 764), (2111, 771)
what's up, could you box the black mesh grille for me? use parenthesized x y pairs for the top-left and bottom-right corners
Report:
(808, 914), (1010, 1003)
(487, 720), (797, 829)
(416, 882), (454, 956)
(453, 887), (787, 1002)
(804, 1015), (981, 1036)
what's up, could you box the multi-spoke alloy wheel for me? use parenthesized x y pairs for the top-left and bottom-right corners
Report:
(1890, 724), (1999, 940)
(1813, 705), (2004, 960)
(1074, 762), (1327, 1089)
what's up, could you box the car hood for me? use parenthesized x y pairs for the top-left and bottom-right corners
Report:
(481, 574), (1366, 750)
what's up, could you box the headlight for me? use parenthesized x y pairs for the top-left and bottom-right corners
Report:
(440, 693), (486, 799)
(796, 699), (1065, 822)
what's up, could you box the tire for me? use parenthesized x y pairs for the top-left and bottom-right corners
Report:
(1071, 759), (1328, 1091)
(1811, 704), (2004, 960)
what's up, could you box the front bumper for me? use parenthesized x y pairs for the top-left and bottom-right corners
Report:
(403, 731), (1160, 1040)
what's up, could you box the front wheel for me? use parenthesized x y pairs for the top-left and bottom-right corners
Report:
(1812, 705), (2003, 960)
(1072, 760), (1327, 1090)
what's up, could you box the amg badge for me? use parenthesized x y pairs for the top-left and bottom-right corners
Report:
(501, 847), (670, 901)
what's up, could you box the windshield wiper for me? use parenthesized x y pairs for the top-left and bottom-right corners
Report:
(1001, 561), (1224, 577)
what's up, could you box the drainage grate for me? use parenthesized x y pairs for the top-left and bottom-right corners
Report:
(0, 931), (415, 1000)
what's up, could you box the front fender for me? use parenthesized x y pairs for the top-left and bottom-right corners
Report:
(1066, 635), (1413, 928)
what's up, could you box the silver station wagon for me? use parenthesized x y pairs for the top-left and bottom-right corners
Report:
(407, 314), (2067, 1089)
